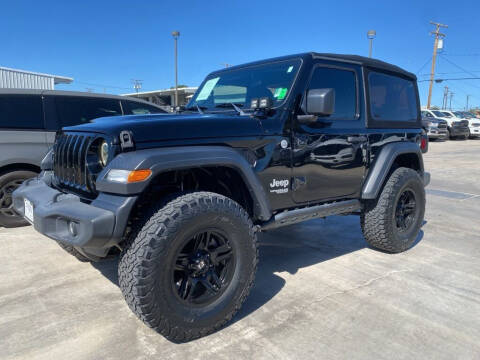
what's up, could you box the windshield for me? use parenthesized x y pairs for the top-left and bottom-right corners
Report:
(188, 59), (302, 111)
(441, 112), (453, 118)
(432, 110), (446, 117)
(454, 111), (465, 118)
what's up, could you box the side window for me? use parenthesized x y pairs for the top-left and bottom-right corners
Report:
(123, 101), (165, 115)
(368, 72), (418, 122)
(0, 95), (44, 129)
(422, 111), (432, 118)
(307, 66), (357, 120)
(55, 97), (122, 127)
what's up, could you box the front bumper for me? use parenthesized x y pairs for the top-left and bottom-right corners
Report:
(427, 128), (448, 139)
(469, 126), (480, 137)
(449, 126), (469, 137)
(12, 172), (137, 257)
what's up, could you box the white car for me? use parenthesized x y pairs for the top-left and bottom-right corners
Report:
(453, 111), (480, 138)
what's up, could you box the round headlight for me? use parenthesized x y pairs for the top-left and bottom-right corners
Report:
(99, 140), (109, 167)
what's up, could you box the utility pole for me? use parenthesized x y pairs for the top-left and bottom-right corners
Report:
(442, 86), (449, 110)
(427, 21), (448, 109)
(466, 95), (470, 111)
(131, 79), (143, 96)
(449, 92), (454, 110)
(172, 31), (180, 108)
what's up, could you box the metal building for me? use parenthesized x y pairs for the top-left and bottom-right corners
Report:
(0, 66), (73, 90)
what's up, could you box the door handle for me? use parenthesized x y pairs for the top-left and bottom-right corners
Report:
(347, 136), (367, 144)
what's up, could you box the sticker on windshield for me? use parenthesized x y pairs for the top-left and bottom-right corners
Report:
(274, 87), (288, 100)
(287, 66), (294, 73)
(196, 77), (220, 101)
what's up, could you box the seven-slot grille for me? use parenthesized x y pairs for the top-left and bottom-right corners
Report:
(53, 133), (94, 194)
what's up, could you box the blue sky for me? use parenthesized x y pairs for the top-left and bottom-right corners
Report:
(1, 0), (478, 109)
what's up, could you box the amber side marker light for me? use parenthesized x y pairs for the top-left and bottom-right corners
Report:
(127, 169), (152, 183)
(105, 169), (152, 183)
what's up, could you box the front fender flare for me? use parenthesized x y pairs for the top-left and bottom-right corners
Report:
(95, 146), (272, 221)
(362, 142), (424, 199)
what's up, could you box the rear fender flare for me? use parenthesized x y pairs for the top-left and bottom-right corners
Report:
(362, 142), (424, 199)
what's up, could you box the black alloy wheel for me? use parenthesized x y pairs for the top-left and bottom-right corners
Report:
(173, 229), (235, 305)
(395, 189), (417, 232)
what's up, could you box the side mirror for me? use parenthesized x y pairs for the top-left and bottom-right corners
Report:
(306, 88), (335, 116)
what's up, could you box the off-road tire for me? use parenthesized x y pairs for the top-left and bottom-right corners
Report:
(0, 170), (37, 228)
(118, 191), (258, 342)
(361, 167), (425, 253)
(57, 242), (91, 262)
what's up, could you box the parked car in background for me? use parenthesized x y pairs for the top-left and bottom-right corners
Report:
(440, 110), (470, 139)
(421, 110), (448, 140)
(0, 89), (166, 227)
(421, 109), (469, 140)
(453, 111), (480, 138)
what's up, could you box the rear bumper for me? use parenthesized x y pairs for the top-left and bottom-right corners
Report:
(12, 172), (137, 257)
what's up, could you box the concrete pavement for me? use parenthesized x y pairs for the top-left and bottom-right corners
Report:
(1, 139), (479, 359)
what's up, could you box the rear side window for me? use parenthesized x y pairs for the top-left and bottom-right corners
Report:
(368, 72), (418, 124)
(0, 95), (44, 129)
(55, 97), (122, 127)
(308, 67), (357, 120)
(122, 100), (166, 115)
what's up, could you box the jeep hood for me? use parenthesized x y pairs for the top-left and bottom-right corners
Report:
(63, 113), (265, 142)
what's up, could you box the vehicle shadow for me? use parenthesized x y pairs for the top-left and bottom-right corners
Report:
(232, 215), (367, 324)
(91, 215), (367, 318)
(91, 215), (425, 331)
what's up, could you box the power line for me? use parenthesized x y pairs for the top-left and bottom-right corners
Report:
(438, 55), (480, 92)
(441, 53), (480, 57)
(440, 55), (480, 79)
(415, 56), (432, 75)
(419, 70), (480, 77)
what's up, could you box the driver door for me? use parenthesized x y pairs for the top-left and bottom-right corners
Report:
(292, 63), (367, 204)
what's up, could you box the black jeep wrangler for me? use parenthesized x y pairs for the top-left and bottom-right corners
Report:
(13, 53), (429, 342)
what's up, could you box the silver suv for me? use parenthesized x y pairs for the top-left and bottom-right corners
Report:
(0, 89), (165, 227)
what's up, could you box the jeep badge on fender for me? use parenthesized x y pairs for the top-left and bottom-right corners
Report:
(13, 53), (429, 342)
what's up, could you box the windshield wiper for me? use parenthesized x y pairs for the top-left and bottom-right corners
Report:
(184, 104), (207, 114)
(215, 103), (247, 116)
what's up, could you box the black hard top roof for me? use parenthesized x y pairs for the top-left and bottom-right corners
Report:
(211, 52), (416, 80)
(0, 89), (164, 107)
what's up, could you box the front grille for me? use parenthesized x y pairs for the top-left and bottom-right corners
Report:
(53, 133), (94, 195)
(437, 121), (447, 129)
(472, 123), (480, 127)
(453, 120), (469, 127)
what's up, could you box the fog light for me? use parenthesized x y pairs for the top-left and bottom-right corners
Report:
(68, 221), (78, 237)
